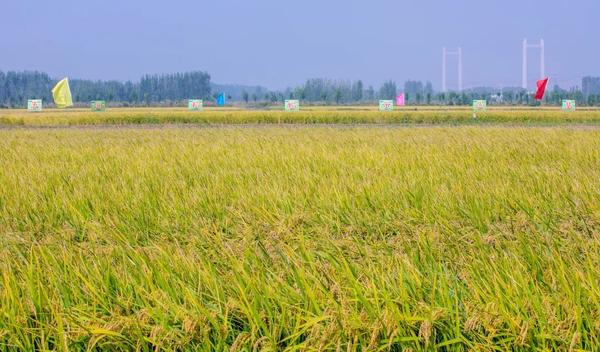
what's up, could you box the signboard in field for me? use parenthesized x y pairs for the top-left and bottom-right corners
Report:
(188, 99), (203, 111)
(472, 100), (487, 111)
(27, 99), (42, 112)
(379, 100), (394, 111)
(285, 100), (300, 111)
(562, 100), (576, 112)
(90, 101), (106, 112)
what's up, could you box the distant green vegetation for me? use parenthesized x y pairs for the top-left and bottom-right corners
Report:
(0, 71), (211, 107)
(3, 71), (600, 108)
(2, 107), (600, 127)
(1, 126), (598, 350)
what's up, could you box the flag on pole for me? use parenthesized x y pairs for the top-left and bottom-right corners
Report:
(216, 93), (225, 106)
(535, 77), (549, 101)
(396, 93), (405, 106)
(52, 78), (73, 108)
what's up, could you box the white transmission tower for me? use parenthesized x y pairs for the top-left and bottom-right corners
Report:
(522, 39), (545, 90)
(442, 47), (463, 92)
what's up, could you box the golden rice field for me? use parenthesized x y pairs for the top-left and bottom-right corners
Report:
(1, 107), (600, 126)
(1, 116), (599, 350)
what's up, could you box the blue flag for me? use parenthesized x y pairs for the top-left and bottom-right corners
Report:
(216, 93), (225, 106)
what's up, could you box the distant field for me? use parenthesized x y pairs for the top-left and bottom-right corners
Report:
(2, 107), (600, 126)
(1, 126), (598, 350)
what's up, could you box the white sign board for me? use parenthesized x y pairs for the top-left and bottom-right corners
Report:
(27, 99), (42, 112)
(562, 100), (576, 112)
(379, 100), (394, 111)
(285, 100), (300, 111)
(188, 99), (203, 111)
(473, 100), (487, 111)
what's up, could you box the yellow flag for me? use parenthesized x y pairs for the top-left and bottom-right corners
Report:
(52, 78), (73, 108)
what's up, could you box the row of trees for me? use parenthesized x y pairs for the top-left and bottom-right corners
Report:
(434, 86), (600, 106)
(2, 70), (600, 107)
(0, 71), (211, 107)
(270, 79), (600, 106)
(256, 79), (406, 104)
(582, 76), (600, 97)
(283, 79), (372, 104)
(0, 71), (54, 106)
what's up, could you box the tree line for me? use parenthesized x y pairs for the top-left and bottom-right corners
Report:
(0, 71), (211, 107)
(2, 70), (600, 107)
(273, 79), (600, 106)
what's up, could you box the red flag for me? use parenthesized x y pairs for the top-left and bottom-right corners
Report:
(535, 77), (549, 101)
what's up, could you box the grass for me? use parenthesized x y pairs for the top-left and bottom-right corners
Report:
(0, 126), (599, 350)
(2, 107), (600, 126)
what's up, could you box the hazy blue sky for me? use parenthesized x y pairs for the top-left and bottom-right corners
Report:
(1, 0), (598, 90)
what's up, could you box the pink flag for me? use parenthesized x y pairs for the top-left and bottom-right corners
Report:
(396, 93), (405, 106)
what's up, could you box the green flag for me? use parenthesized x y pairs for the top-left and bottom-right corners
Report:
(52, 78), (73, 108)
